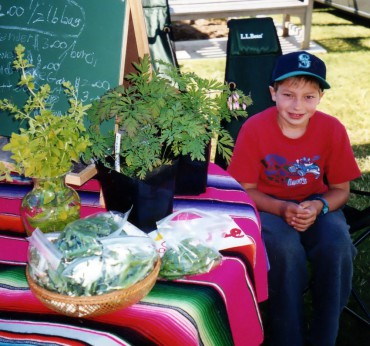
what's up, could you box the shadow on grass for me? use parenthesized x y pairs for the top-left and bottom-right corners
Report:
(340, 140), (370, 344)
(352, 142), (370, 160)
(314, 4), (370, 29)
(350, 143), (370, 209)
(349, 143), (370, 207)
(314, 5), (370, 53)
(338, 244), (370, 345)
(318, 37), (370, 53)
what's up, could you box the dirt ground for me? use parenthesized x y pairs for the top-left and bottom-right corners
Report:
(171, 19), (229, 40)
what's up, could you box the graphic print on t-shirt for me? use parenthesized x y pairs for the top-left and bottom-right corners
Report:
(262, 154), (320, 187)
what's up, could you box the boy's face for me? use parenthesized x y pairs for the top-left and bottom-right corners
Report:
(269, 77), (323, 135)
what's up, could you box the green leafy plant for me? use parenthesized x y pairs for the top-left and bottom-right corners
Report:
(0, 44), (91, 181)
(84, 55), (252, 179)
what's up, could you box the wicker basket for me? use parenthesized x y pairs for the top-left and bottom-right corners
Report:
(26, 260), (160, 318)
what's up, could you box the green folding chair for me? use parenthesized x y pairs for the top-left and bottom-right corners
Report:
(342, 191), (370, 326)
(142, 0), (179, 71)
(216, 17), (282, 168)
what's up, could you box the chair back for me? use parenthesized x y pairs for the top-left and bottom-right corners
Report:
(142, 0), (179, 70)
(216, 17), (282, 168)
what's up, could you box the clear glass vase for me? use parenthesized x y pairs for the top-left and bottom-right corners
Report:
(20, 174), (81, 235)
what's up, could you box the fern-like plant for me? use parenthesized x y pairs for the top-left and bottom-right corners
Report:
(0, 44), (91, 181)
(84, 55), (252, 180)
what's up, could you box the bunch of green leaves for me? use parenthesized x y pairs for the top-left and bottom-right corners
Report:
(160, 61), (252, 161)
(159, 237), (222, 280)
(28, 214), (158, 297)
(0, 44), (91, 180)
(84, 55), (251, 179)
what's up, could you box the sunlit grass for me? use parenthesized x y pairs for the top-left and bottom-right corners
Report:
(179, 58), (226, 82)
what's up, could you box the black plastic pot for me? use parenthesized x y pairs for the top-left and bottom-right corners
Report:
(97, 161), (178, 233)
(175, 144), (210, 196)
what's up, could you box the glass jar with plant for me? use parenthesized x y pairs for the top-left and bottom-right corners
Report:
(83, 55), (251, 232)
(0, 44), (91, 235)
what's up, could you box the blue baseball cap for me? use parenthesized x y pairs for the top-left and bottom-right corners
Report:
(271, 51), (330, 89)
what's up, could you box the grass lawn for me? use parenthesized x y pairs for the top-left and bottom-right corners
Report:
(178, 4), (370, 345)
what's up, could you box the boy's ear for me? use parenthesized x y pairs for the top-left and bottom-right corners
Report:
(269, 86), (276, 102)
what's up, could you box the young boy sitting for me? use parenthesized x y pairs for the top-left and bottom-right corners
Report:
(227, 51), (361, 346)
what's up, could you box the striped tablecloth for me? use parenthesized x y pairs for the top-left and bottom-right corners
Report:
(0, 163), (267, 346)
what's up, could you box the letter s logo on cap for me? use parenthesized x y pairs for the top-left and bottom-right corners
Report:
(298, 53), (311, 69)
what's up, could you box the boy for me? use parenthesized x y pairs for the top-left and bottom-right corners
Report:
(227, 51), (361, 345)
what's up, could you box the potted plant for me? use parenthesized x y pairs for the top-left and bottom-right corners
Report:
(0, 44), (91, 235)
(84, 55), (251, 232)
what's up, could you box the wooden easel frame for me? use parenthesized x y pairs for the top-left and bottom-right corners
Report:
(121, 0), (150, 81)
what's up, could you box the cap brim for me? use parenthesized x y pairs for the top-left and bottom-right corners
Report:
(275, 71), (331, 89)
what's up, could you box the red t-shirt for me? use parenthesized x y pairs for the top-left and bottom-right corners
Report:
(227, 106), (361, 201)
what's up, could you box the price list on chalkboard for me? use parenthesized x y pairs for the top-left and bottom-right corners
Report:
(0, 0), (128, 136)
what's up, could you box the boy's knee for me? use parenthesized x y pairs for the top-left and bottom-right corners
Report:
(312, 234), (355, 264)
(266, 237), (307, 271)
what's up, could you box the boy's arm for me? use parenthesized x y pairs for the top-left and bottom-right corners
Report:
(293, 181), (350, 231)
(300, 181), (350, 215)
(241, 182), (302, 223)
(242, 181), (351, 232)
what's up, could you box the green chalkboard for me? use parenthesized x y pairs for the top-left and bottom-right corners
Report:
(0, 0), (128, 136)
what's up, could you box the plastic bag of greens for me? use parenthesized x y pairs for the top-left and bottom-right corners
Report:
(55, 211), (130, 261)
(158, 237), (221, 280)
(27, 211), (159, 296)
(153, 209), (231, 280)
(57, 234), (158, 296)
